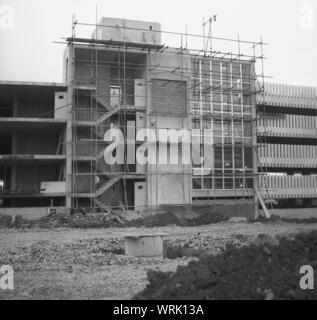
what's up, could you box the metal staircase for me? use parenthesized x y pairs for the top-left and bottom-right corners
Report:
(93, 196), (126, 224)
(96, 108), (120, 125)
(94, 197), (113, 214)
(96, 176), (121, 197)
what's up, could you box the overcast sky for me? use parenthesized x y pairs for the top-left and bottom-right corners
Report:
(0, 0), (316, 87)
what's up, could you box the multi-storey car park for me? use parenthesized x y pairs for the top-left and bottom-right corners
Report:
(0, 17), (316, 220)
(258, 83), (317, 218)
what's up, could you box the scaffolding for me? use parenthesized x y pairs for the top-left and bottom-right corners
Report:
(62, 16), (270, 216)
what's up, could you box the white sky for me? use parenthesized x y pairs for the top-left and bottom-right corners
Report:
(0, 0), (316, 87)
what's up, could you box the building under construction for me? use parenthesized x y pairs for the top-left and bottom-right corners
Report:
(0, 17), (316, 220)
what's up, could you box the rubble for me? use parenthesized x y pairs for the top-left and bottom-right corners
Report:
(128, 212), (181, 228)
(228, 217), (248, 224)
(2, 210), (317, 231)
(0, 211), (229, 230)
(135, 231), (317, 300)
(164, 233), (253, 258)
(0, 214), (123, 230)
(1, 223), (317, 299)
(0, 215), (14, 228)
(0, 236), (193, 273)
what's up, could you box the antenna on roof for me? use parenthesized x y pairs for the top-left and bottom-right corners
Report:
(185, 24), (188, 50)
(202, 14), (217, 55)
(72, 14), (77, 38)
(95, 4), (98, 26)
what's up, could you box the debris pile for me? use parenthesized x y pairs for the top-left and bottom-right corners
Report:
(128, 212), (181, 227)
(0, 211), (229, 230)
(0, 214), (123, 229)
(135, 231), (317, 300)
(164, 233), (254, 258)
(0, 214), (13, 228)
(186, 212), (228, 226)
(128, 212), (228, 228)
(0, 237), (175, 272)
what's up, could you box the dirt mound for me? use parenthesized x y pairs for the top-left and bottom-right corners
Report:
(0, 211), (227, 230)
(165, 245), (206, 259)
(187, 212), (227, 226)
(135, 231), (317, 300)
(128, 212), (181, 228)
(0, 214), (123, 229)
(129, 212), (227, 228)
(0, 212), (181, 229)
(0, 215), (14, 228)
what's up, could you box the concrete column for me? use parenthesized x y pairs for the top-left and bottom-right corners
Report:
(65, 45), (74, 212)
(145, 50), (152, 209)
(10, 97), (18, 191)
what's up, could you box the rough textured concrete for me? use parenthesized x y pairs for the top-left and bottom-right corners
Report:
(93, 17), (161, 45)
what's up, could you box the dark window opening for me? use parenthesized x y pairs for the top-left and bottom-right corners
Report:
(0, 98), (13, 117)
(0, 134), (12, 155)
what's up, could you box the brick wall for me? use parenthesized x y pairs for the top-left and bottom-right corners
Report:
(151, 79), (187, 116)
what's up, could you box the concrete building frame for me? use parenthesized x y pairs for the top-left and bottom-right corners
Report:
(0, 17), (317, 220)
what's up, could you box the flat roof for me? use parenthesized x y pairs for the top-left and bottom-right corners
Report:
(67, 37), (164, 51)
(0, 155), (66, 164)
(0, 118), (67, 131)
(0, 81), (67, 99)
(0, 193), (66, 199)
(0, 80), (67, 88)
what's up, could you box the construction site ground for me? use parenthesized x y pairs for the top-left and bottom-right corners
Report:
(1, 221), (317, 300)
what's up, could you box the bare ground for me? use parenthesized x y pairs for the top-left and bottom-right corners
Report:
(1, 221), (317, 300)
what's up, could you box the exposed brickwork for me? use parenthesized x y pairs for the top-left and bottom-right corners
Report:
(151, 79), (187, 115)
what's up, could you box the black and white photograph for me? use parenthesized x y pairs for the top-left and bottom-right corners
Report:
(0, 0), (316, 307)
